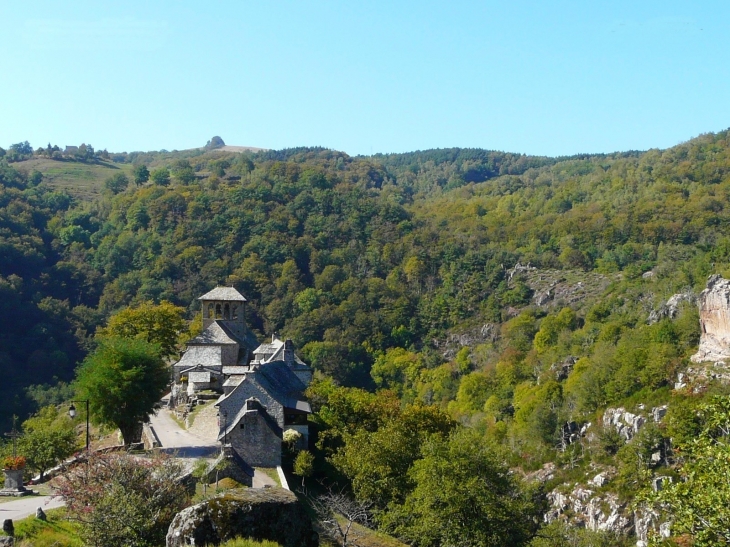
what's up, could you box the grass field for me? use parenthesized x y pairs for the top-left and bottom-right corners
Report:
(13, 158), (133, 200)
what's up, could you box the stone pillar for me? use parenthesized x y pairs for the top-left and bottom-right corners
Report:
(3, 469), (24, 492)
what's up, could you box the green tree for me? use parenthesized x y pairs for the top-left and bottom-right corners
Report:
(98, 300), (189, 359)
(132, 164), (150, 185)
(333, 404), (454, 511)
(73, 337), (169, 445)
(19, 406), (77, 479)
(383, 428), (540, 547)
(103, 172), (129, 194)
(641, 396), (730, 546)
(293, 450), (314, 486)
(371, 347), (424, 398)
(149, 167), (170, 186)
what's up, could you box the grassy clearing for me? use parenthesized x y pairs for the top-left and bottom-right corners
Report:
(0, 507), (82, 547)
(220, 539), (281, 547)
(13, 158), (133, 199)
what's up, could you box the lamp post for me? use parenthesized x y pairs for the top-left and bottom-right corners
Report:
(68, 400), (90, 452)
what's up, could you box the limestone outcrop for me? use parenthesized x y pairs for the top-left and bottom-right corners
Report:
(166, 487), (318, 547)
(647, 291), (695, 324)
(691, 275), (730, 363)
(545, 485), (632, 534)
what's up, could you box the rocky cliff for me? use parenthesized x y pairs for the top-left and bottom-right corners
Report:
(691, 275), (730, 363)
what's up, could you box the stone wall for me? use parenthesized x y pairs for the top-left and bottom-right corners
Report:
(229, 408), (282, 467)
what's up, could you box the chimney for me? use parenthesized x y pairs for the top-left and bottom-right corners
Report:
(284, 339), (295, 365)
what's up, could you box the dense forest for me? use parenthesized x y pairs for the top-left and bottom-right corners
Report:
(3, 131), (730, 545)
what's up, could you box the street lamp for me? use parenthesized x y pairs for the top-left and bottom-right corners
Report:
(68, 400), (90, 452)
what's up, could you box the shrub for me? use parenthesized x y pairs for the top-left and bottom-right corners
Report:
(52, 451), (188, 547)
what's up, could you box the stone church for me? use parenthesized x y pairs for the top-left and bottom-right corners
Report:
(172, 287), (312, 468)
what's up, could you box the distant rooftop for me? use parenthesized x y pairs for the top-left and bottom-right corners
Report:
(198, 287), (247, 302)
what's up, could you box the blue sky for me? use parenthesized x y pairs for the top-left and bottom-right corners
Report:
(1, 1), (728, 156)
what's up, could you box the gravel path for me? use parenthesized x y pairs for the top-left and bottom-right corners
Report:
(149, 399), (219, 458)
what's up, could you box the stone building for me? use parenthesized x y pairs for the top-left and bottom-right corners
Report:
(172, 286), (313, 468)
(173, 287), (260, 394)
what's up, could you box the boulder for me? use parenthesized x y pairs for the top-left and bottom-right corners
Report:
(166, 487), (317, 547)
(692, 275), (730, 363)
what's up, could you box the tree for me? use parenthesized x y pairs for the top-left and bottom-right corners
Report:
(19, 406), (77, 480)
(333, 405), (454, 511)
(98, 300), (189, 359)
(132, 164), (150, 185)
(52, 451), (188, 547)
(150, 167), (170, 186)
(73, 337), (169, 445)
(205, 136), (226, 150)
(311, 489), (371, 547)
(641, 396), (730, 546)
(383, 428), (540, 547)
(192, 458), (211, 496)
(104, 172), (129, 194)
(293, 450), (314, 486)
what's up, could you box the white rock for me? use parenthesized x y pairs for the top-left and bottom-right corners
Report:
(692, 275), (730, 363)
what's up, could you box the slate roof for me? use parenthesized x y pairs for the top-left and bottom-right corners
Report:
(222, 366), (249, 375)
(257, 360), (307, 407)
(223, 375), (245, 388)
(216, 359), (311, 440)
(179, 363), (221, 375)
(198, 287), (247, 302)
(188, 322), (239, 345)
(174, 346), (223, 370)
(253, 337), (309, 366)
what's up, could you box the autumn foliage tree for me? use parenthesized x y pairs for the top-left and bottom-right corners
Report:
(98, 300), (190, 359)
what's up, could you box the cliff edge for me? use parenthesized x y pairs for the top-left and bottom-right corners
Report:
(691, 274), (730, 363)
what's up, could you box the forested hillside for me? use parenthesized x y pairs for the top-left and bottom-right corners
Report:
(3, 131), (730, 544)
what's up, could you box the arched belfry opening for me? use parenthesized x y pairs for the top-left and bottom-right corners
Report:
(198, 287), (248, 331)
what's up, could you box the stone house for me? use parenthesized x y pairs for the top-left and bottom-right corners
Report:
(172, 286), (313, 468)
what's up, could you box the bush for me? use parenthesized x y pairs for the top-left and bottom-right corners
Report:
(52, 451), (189, 547)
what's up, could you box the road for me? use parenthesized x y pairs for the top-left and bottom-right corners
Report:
(0, 495), (64, 522)
(148, 399), (219, 458)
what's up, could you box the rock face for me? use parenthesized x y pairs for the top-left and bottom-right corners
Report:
(545, 485), (632, 534)
(692, 275), (730, 363)
(648, 291), (695, 324)
(166, 487), (318, 547)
